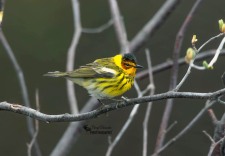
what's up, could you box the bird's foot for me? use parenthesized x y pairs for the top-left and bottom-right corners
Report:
(121, 96), (129, 103)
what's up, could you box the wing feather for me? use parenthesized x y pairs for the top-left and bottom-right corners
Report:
(66, 58), (117, 78)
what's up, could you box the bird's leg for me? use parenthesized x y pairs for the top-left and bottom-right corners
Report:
(121, 96), (129, 102)
(110, 97), (129, 109)
(97, 99), (110, 117)
(98, 99), (105, 106)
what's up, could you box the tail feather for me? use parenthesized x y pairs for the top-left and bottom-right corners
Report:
(43, 71), (68, 77)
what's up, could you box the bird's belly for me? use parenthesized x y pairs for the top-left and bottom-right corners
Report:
(88, 84), (132, 99)
(70, 77), (133, 99)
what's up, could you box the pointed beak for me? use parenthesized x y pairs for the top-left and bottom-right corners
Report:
(135, 64), (143, 68)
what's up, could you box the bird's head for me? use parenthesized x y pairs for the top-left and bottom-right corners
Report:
(114, 54), (143, 76)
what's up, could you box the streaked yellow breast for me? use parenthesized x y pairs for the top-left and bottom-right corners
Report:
(74, 71), (134, 99)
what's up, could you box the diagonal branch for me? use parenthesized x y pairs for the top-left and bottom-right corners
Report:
(129, 0), (181, 53)
(50, 97), (98, 156)
(0, 24), (42, 156)
(154, 0), (204, 152)
(152, 100), (216, 156)
(105, 82), (141, 156)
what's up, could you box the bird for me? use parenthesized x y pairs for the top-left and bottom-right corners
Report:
(44, 53), (143, 102)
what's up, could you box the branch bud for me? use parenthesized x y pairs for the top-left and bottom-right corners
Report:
(185, 48), (195, 63)
(202, 60), (213, 70)
(218, 19), (225, 33)
(191, 35), (198, 44)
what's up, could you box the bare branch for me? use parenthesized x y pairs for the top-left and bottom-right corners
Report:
(106, 81), (143, 156)
(136, 49), (225, 80)
(106, 104), (140, 156)
(197, 33), (224, 52)
(50, 97), (98, 156)
(82, 19), (114, 33)
(165, 121), (178, 134)
(106, 49), (157, 156)
(50, 1), (82, 155)
(0, 24), (42, 156)
(217, 97), (225, 105)
(175, 33), (225, 90)
(66, 0), (82, 114)
(203, 129), (225, 156)
(154, 0), (203, 152)
(0, 89), (224, 122)
(174, 61), (193, 91)
(129, 0), (181, 53)
(207, 109), (218, 125)
(27, 90), (40, 156)
(143, 49), (155, 156)
(203, 130), (215, 143)
(0, 30), (33, 132)
(152, 100), (216, 156)
(208, 137), (225, 156)
(209, 113), (225, 155)
(208, 36), (225, 67)
(108, 0), (129, 53)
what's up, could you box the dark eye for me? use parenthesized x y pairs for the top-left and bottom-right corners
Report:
(124, 63), (130, 67)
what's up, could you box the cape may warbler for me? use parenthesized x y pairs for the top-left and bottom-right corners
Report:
(44, 54), (143, 100)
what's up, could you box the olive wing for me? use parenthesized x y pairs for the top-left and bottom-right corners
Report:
(67, 60), (116, 78)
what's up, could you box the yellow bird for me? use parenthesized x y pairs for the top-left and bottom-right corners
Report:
(44, 54), (143, 101)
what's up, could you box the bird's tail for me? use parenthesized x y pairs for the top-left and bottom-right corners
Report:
(43, 71), (68, 77)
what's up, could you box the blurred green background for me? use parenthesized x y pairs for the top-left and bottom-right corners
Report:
(0, 0), (225, 155)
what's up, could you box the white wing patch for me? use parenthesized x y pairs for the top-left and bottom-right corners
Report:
(101, 67), (116, 75)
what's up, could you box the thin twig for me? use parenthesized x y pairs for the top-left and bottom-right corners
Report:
(165, 121), (178, 133)
(106, 50), (155, 156)
(27, 89), (40, 156)
(50, 97), (98, 156)
(106, 105), (141, 156)
(66, 0), (82, 114)
(0, 27), (42, 156)
(208, 137), (225, 156)
(208, 36), (225, 67)
(209, 112), (225, 156)
(203, 130), (215, 143)
(136, 49), (225, 80)
(174, 60), (193, 91)
(203, 130), (225, 156)
(197, 33), (224, 52)
(0, 32), (32, 130)
(143, 49), (155, 156)
(82, 19), (114, 33)
(108, 0), (129, 53)
(207, 109), (218, 125)
(190, 64), (205, 70)
(152, 100), (216, 156)
(175, 33), (225, 91)
(154, 0), (203, 152)
(106, 81), (142, 156)
(217, 97), (225, 105)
